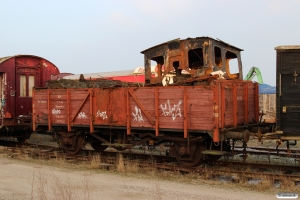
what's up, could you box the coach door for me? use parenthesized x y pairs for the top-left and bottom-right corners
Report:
(16, 67), (40, 117)
(277, 51), (300, 135)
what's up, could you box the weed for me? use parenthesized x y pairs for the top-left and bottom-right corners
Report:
(90, 154), (101, 169)
(117, 153), (125, 173)
(256, 175), (272, 190)
(125, 159), (140, 173)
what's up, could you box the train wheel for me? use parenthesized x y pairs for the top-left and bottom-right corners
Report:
(174, 142), (205, 167)
(90, 142), (107, 152)
(59, 134), (85, 155)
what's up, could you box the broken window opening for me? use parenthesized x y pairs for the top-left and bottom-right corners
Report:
(226, 51), (239, 74)
(151, 56), (164, 77)
(214, 46), (223, 67)
(188, 48), (203, 70)
(173, 61), (182, 76)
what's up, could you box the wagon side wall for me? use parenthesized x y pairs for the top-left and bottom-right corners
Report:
(33, 80), (259, 141)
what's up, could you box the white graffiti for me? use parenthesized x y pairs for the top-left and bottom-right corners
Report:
(52, 108), (61, 114)
(132, 106), (143, 122)
(78, 112), (87, 119)
(160, 100), (182, 120)
(96, 110), (108, 120)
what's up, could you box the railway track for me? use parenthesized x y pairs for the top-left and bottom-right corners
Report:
(1, 138), (300, 187)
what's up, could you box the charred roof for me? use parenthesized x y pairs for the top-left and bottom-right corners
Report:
(140, 37), (243, 54)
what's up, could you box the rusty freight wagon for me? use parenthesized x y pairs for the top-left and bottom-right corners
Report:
(0, 55), (59, 141)
(32, 37), (259, 167)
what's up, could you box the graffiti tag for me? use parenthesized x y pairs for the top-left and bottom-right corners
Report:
(132, 106), (143, 122)
(52, 108), (61, 114)
(160, 100), (182, 120)
(78, 112), (87, 119)
(96, 110), (108, 120)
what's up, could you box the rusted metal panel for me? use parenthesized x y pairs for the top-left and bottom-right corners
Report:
(141, 37), (243, 85)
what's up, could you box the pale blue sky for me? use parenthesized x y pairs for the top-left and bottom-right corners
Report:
(1, 0), (299, 85)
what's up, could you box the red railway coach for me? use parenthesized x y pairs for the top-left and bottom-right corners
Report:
(32, 37), (260, 167)
(0, 55), (59, 141)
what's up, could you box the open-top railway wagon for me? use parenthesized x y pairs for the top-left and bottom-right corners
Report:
(32, 37), (260, 167)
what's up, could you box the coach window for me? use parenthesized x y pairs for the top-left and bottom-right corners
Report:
(188, 48), (203, 70)
(20, 75), (35, 97)
(214, 46), (223, 67)
(20, 75), (26, 97)
(226, 50), (239, 74)
(28, 75), (35, 97)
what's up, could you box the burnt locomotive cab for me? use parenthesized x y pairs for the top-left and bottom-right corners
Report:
(274, 46), (300, 148)
(141, 37), (243, 85)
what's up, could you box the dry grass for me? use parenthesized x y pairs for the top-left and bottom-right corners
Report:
(125, 160), (140, 173)
(259, 176), (273, 189)
(90, 154), (101, 169)
(117, 153), (125, 172)
(2, 143), (300, 195)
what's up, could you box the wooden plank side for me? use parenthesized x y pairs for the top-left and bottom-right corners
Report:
(248, 83), (257, 123)
(110, 88), (127, 125)
(158, 88), (184, 129)
(224, 86), (234, 127)
(237, 85), (246, 125)
(50, 89), (68, 125)
(33, 90), (49, 127)
(130, 88), (155, 128)
(93, 88), (110, 125)
(69, 90), (91, 125)
(187, 87), (214, 131)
